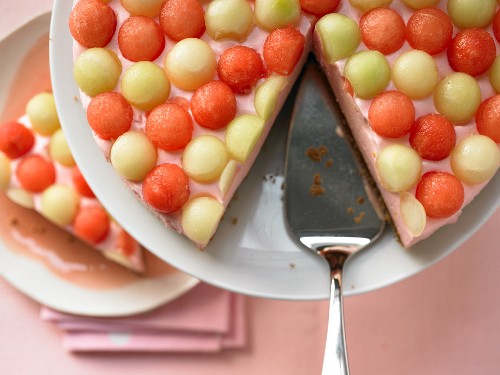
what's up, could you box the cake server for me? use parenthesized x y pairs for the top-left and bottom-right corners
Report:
(284, 59), (385, 375)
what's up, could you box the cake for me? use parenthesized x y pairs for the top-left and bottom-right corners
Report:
(0, 92), (145, 272)
(68, 0), (500, 249)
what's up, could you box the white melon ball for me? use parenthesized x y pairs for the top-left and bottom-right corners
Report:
(182, 196), (224, 246)
(219, 160), (240, 197)
(254, 0), (301, 31)
(41, 185), (80, 226)
(26, 92), (60, 136)
(400, 191), (426, 236)
(6, 188), (34, 209)
(120, 0), (164, 17)
(254, 75), (288, 120)
(182, 135), (229, 183)
(392, 50), (438, 99)
(205, 0), (254, 42)
(49, 129), (76, 167)
(0, 153), (11, 191)
(376, 144), (423, 192)
(225, 115), (265, 163)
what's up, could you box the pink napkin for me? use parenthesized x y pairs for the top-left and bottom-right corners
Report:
(40, 283), (246, 353)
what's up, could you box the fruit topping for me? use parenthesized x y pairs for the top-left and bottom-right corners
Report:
(225, 115), (265, 163)
(494, 9), (500, 42)
(254, 0), (301, 31)
(73, 48), (122, 97)
(122, 61), (171, 111)
(219, 160), (239, 197)
(120, 0), (165, 18)
(118, 16), (165, 62)
(74, 206), (111, 244)
(376, 144), (422, 193)
(315, 13), (360, 64)
(402, 0), (439, 9)
(182, 196), (224, 246)
(348, 0), (393, 12)
(447, 28), (496, 77)
(254, 75), (289, 120)
(399, 192), (426, 236)
(164, 38), (216, 91)
(142, 163), (190, 213)
(71, 166), (95, 198)
(491, 56), (500, 93)
(0, 121), (34, 159)
(0, 153), (10, 191)
(409, 114), (456, 161)
(415, 171), (464, 219)
(49, 129), (76, 167)
(448, 0), (496, 29)
(450, 135), (500, 184)
(359, 7), (405, 55)
(145, 103), (193, 151)
(7, 189), (34, 209)
(368, 90), (415, 138)
(87, 92), (133, 140)
(182, 135), (229, 183)
(110, 131), (158, 182)
(159, 0), (205, 41)
(433, 72), (481, 124)
(26, 92), (60, 136)
(16, 155), (56, 193)
(190, 81), (236, 130)
(299, 0), (340, 17)
(205, 0), (254, 42)
(476, 95), (500, 143)
(41, 185), (80, 226)
(69, 0), (116, 48)
(218, 46), (266, 94)
(344, 50), (390, 99)
(392, 50), (438, 99)
(406, 7), (453, 55)
(263, 27), (305, 75)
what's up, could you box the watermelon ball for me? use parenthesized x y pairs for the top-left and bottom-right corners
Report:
(190, 81), (236, 130)
(263, 27), (305, 76)
(160, 0), (205, 41)
(448, 28), (497, 76)
(73, 205), (111, 244)
(69, 0), (116, 48)
(476, 95), (500, 143)
(0, 121), (35, 159)
(16, 155), (56, 193)
(142, 163), (190, 213)
(360, 7), (406, 55)
(87, 92), (133, 140)
(409, 114), (456, 161)
(218, 46), (266, 94)
(406, 7), (453, 55)
(145, 103), (193, 151)
(117, 229), (138, 257)
(71, 166), (95, 198)
(118, 16), (165, 62)
(299, 0), (340, 17)
(368, 91), (415, 138)
(415, 171), (464, 219)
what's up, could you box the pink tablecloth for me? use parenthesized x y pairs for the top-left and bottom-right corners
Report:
(1, 2), (500, 374)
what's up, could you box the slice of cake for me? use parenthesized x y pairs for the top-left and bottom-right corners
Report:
(0, 92), (145, 272)
(314, 0), (500, 247)
(69, 0), (318, 248)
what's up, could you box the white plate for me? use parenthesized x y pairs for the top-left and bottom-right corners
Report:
(50, 1), (500, 300)
(0, 12), (199, 317)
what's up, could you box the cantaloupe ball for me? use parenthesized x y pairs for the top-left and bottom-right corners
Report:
(164, 38), (216, 91)
(181, 196), (224, 246)
(26, 92), (60, 136)
(110, 131), (158, 182)
(182, 135), (229, 183)
(73, 48), (122, 97)
(121, 61), (171, 111)
(205, 0), (254, 42)
(41, 185), (80, 226)
(0, 153), (10, 191)
(49, 129), (76, 167)
(450, 135), (500, 184)
(376, 144), (422, 192)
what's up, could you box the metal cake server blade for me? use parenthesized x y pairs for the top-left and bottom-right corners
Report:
(284, 59), (385, 375)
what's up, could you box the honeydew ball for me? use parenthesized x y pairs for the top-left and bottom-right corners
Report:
(344, 50), (391, 99)
(225, 115), (265, 163)
(219, 160), (239, 197)
(110, 131), (157, 182)
(450, 135), (500, 184)
(315, 13), (361, 64)
(376, 144), (423, 192)
(74, 48), (122, 97)
(490, 56), (500, 93)
(120, 0), (164, 17)
(7, 188), (34, 209)
(182, 135), (229, 183)
(254, 0), (301, 31)
(181, 196), (224, 246)
(26, 93), (60, 136)
(0, 153), (11, 191)
(121, 61), (171, 111)
(433, 73), (481, 124)
(448, 0), (496, 28)
(49, 129), (76, 167)
(164, 38), (216, 91)
(402, 0), (439, 9)
(392, 50), (438, 99)
(348, 0), (392, 12)
(41, 185), (80, 226)
(400, 192), (426, 236)
(205, 0), (254, 42)
(254, 75), (288, 120)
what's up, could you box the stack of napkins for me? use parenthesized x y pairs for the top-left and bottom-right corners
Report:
(40, 284), (246, 352)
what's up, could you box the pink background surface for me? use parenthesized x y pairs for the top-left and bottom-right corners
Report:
(1, 1), (500, 374)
